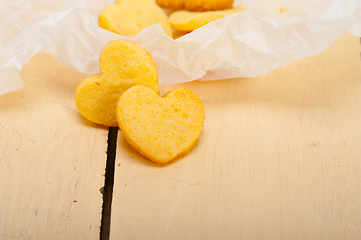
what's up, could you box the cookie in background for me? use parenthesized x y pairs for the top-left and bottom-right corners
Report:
(170, 7), (247, 32)
(99, 0), (173, 37)
(156, 0), (234, 11)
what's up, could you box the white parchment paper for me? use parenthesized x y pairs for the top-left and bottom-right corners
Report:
(1, 0), (361, 95)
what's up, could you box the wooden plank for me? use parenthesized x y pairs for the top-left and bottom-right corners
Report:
(110, 33), (361, 240)
(0, 54), (108, 240)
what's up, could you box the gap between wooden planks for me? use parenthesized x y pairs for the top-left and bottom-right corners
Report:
(100, 127), (118, 240)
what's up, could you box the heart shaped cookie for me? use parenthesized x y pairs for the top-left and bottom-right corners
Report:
(116, 85), (205, 164)
(75, 39), (159, 126)
(99, 0), (173, 37)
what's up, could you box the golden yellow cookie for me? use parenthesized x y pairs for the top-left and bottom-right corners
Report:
(172, 30), (190, 39)
(99, 0), (173, 37)
(156, 0), (233, 11)
(116, 85), (205, 164)
(169, 7), (246, 32)
(75, 40), (159, 127)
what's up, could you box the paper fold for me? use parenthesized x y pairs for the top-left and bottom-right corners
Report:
(1, 0), (361, 95)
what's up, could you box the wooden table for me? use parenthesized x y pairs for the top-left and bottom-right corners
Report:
(1, 33), (361, 240)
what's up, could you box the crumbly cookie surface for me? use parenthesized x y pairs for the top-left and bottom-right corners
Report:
(116, 86), (205, 164)
(75, 40), (159, 127)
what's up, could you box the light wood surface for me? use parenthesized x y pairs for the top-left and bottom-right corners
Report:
(0, 54), (107, 240)
(1, 33), (361, 240)
(110, 33), (361, 240)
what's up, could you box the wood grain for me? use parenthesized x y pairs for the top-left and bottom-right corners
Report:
(0, 54), (108, 240)
(110, 33), (361, 240)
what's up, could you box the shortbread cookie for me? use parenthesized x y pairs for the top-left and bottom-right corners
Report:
(116, 85), (205, 164)
(170, 7), (246, 32)
(75, 40), (159, 126)
(99, 0), (173, 37)
(156, 0), (234, 11)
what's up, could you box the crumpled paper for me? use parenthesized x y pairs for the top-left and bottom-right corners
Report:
(1, 0), (361, 95)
